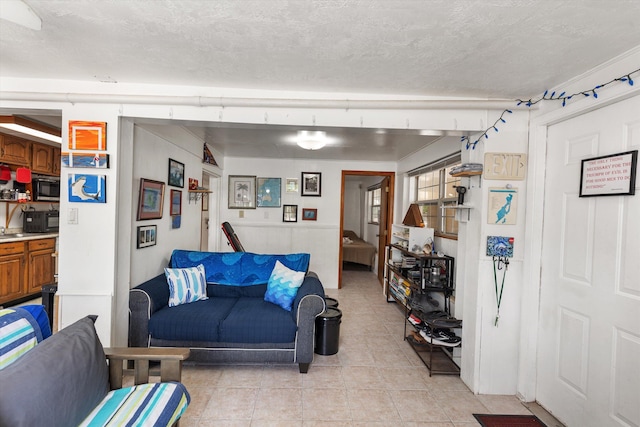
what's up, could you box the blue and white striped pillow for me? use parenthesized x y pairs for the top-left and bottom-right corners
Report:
(164, 264), (208, 307)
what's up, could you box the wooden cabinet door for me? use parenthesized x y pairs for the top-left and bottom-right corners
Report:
(52, 147), (61, 175)
(31, 143), (54, 174)
(28, 249), (55, 294)
(0, 134), (30, 166)
(0, 241), (27, 305)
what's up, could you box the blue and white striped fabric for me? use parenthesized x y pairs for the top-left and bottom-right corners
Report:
(164, 263), (208, 307)
(79, 382), (190, 427)
(0, 308), (42, 370)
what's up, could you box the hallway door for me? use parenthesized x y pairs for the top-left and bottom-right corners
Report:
(376, 175), (390, 284)
(537, 95), (640, 427)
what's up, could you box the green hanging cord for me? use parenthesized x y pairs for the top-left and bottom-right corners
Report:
(492, 256), (509, 326)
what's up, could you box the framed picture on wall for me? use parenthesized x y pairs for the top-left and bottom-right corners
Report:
(136, 225), (157, 249)
(168, 158), (185, 188)
(137, 178), (165, 220)
(301, 172), (321, 196)
(283, 204), (298, 222)
(257, 177), (281, 207)
(170, 189), (182, 216)
(302, 208), (317, 221)
(228, 175), (256, 209)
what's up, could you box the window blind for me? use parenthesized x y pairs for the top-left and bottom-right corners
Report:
(407, 151), (462, 177)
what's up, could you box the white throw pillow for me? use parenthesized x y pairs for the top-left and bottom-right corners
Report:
(164, 264), (208, 307)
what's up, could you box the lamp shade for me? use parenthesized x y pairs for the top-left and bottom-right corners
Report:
(16, 167), (32, 184)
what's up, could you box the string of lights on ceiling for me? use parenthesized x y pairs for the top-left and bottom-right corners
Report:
(461, 68), (640, 150)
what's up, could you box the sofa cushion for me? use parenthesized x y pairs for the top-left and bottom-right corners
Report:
(0, 307), (43, 370)
(170, 250), (310, 286)
(264, 260), (306, 311)
(149, 298), (237, 342)
(220, 297), (298, 343)
(165, 264), (208, 307)
(79, 382), (190, 427)
(0, 316), (109, 427)
(208, 283), (268, 298)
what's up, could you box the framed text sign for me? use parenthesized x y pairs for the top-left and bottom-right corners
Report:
(579, 150), (637, 197)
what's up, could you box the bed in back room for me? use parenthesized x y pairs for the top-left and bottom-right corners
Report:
(342, 230), (376, 270)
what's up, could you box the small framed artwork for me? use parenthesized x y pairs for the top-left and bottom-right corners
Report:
(283, 204), (298, 222)
(228, 175), (256, 209)
(579, 150), (637, 197)
(61, 152), (109, 168)
(68, 173), (106, 203)
(286, 178), (299, 193)
(168, 158), (185, 188)
(137, 178), (165, 220)
(137, 225), (157, 249)
(188, 178), (199, 190)
(170, 189), (182, 216)
(301, 172), (321, 196)
(257, 177), (282, 207)
(172, 215), (181, 229)
(302, 208), (318, 221)
(68, 120), (107, 151)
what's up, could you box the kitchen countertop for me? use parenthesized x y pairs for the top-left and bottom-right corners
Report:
(0, 232), (59, 243)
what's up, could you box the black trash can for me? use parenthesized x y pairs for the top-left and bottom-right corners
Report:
(315, 307), (342, 355)
(325, 297), (339, 309)
(41, 284), (58, 329)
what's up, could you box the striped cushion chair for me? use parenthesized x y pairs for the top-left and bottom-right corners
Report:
(0, 307), (43, 370)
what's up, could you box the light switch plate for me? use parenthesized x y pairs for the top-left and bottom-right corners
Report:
(68, 208), (78, 224)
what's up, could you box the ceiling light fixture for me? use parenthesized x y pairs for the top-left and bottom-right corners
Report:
(0, 116), (62, 144)
(296, 130), (327, 150)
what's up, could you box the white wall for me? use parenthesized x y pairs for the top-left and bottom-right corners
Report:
(220, 156), (396, 288)
(129, 125), (214, 286)
(343, 179), (361, 234)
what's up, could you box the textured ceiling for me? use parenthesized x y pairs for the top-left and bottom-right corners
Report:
(1, 0), (639, 160)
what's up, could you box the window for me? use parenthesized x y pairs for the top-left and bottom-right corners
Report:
(411, 153), (461, 237)
(368, 186), (381, 224)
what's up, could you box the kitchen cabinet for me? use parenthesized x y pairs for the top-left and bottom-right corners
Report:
(52, 147), (61, 175)
(27, 238), (56, 295)
(0, 241), (27, 305)
(31, 143), (55, 174)
(0, 237), (56, 306)
(0, 133), (30, 166)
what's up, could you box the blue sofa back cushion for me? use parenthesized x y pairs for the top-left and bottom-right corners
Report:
(170, 250), (310, 286)
(149, 298), (237, 342)
(207, 283), (268, 298)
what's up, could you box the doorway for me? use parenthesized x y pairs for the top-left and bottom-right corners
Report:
(536, 95), (640, 426)
(338, 170), (394, 289)
(200, 171), (220, 252)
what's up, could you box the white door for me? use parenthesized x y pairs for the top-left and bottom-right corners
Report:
(537, 95), (640, 427)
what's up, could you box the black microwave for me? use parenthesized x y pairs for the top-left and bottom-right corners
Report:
(23, 210), (60, 233)
(32, 177), (60, 201)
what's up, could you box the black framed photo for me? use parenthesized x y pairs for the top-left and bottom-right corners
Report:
(283, 204), (298, 222)
(168, 158), (185, 188)
(579, 150), (637, 197)
(137, 225), (157, 249)
(301, 172), (321, 196)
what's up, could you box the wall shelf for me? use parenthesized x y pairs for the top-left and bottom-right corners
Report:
(2, 201), (58, 228)
(441, 204), (473, 222)
(188, 189), (212, 203)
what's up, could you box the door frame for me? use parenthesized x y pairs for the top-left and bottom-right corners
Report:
(338, 170), (395, 289)
(519, 82), (640, 402)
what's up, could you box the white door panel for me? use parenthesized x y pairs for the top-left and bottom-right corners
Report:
(538, 95), (640, 427)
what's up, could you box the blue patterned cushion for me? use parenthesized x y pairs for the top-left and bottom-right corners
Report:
(0, 308), (43, 370)
(165, 264), (208, 307)
(170, 250), (310, 286)
(264, 261), (305, 311)
(79, 382), (190, 427)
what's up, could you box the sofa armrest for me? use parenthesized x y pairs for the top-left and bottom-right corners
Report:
(104, 347), (190, 390)
(129, 274), (169, 348)
(291, 275), (325, 369)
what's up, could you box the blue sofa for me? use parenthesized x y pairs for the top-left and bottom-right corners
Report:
(129, 250), (326, 373)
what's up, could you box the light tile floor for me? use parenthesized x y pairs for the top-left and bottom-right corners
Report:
(167, 268), (559, 426)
